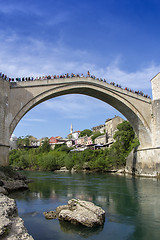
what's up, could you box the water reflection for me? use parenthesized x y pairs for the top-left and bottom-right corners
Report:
(59, 221), (104, 238)
(10, 171), (160, 240)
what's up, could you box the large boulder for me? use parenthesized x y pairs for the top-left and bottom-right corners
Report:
(0, 167), (29, 194)
(0, 193), (34, 240)
(55, 167), (70, 173)
(0, 166), (29, 194)
(44, 199), (105, 227)
(2, 180), (28, 192)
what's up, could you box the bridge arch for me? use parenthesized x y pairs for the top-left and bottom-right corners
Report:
(9, 79), (152, 148)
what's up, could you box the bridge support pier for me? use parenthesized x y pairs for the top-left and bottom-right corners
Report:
(0, 145), (10, 166)
(126, 73), (160, 177)
(0, 79), (10, 166)
(126, 147), (160, 177)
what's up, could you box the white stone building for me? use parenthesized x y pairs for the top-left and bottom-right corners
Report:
(10, 134), (18, 150)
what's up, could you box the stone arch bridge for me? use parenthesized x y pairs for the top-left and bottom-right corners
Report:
(1, 74), (160, 176)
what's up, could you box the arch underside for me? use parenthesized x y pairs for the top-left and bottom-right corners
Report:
(10, 84), (152, 148)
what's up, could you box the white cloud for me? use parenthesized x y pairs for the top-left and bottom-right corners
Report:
(40, 94), (114, 119)
(92, 61), (158, 91)
(23, 118), (46, 122)
(0, 26), (158, 96)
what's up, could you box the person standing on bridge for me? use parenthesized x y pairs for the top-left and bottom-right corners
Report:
(87, 71), (90, 77)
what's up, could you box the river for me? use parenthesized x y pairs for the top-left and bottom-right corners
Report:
(9, 171), (160, 240)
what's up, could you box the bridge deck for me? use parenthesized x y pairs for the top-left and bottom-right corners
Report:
(10, 77), (151, 104)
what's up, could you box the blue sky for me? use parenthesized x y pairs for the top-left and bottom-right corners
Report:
(0, 0), (160, 138)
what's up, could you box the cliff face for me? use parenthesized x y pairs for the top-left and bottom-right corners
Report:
(0, 193), (33, 240)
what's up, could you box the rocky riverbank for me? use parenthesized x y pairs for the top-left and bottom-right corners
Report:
(0, 166), (30, 195)
(0, 167), (34, 240)
(0, 193), (33, 240)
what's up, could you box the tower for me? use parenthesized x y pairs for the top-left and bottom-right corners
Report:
(70, 123), (73, 134)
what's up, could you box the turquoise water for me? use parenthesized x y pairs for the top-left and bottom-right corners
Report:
(10, 171), (160, 240)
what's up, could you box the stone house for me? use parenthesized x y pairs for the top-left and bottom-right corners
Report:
(75, 138), (81, 146)
(92, 124), (105, 134)
(92, 116), (124, 147)
(49, 137), (59, 144)
(66, 139), (75, 148)
(49, 136), (66, 149)
(86, 136), (93, 145)
(79, 136), (88, 146)
(94, 134), (106, 145)
(29, 136), (40, 146)
(75, 136), (89, 146)
(105, 116), (123, 144)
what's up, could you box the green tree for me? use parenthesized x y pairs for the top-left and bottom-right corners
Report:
(109, 121), (139, 166)
(17, 137), (24, 148)
(79, 129), (92, 137)
(24, 137), (30, 146)
(113, 121), (135, 153)
(91, 131), (103, 143)
(54, 144), (70, 152)
(40, 139), (51, 152)
(17, 136), (30, 147)
(65, 153), (74, 170)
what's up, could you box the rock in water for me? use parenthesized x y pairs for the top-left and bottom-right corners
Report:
(44, 199), (105, 227)
(44, 211), (57, 219)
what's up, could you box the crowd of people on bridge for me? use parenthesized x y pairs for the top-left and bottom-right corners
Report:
(0, 71), (151, 99)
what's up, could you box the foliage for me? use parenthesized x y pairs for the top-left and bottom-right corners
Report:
(108, 121), (140, 166)
(113, 121), (135, 152)
(91, 131), (104, 143)
(54, 144), (70, 152)
(39, 139), (51, 152)
(65, 153), (75, 170)
(79, 129), (92, 137)
(17, 136), (30, 147)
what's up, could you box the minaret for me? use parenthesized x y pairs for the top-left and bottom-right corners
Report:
(70, 123), (73, 134)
